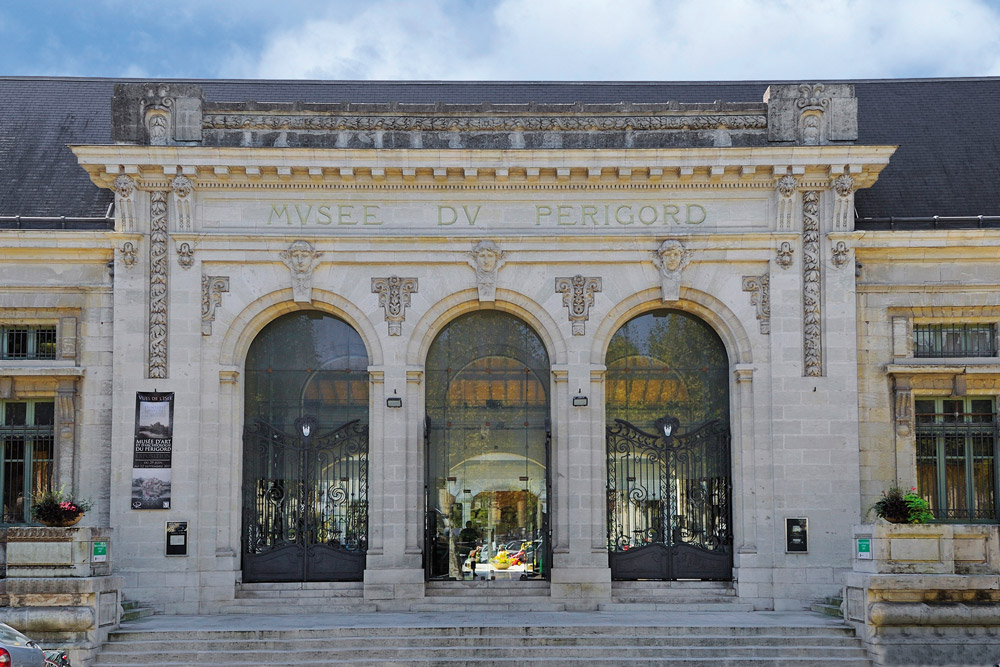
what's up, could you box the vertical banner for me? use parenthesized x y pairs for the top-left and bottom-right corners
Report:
(132, 392), (173, 509)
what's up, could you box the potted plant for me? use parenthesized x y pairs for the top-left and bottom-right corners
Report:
(869, 486), (934, 524)
(32, 487), (92, 527)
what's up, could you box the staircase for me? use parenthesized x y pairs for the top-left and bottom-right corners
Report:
(119, 599), (154, 622)
(810, 594), (844, 618)
(599, 580), (755, 612)
(221, 582), (376, 614)
(413, 579), (565, 612)
(93, 620), (872, 666)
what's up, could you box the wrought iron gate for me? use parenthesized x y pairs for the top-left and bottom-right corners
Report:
(606, 418), (732, 580)
(242, 416), (368, 582)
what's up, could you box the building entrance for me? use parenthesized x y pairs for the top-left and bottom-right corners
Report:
(604, 310), (733, 580)
(241, 311), (369, 582)
(424, 311), (551, 581)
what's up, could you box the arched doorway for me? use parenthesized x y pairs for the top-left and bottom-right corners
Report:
(424, 311), (551, 581)
(605, 309), (732, 580)
(241, 311), (369, 582)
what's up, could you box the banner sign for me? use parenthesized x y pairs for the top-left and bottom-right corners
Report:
(132, 392), (173, 510)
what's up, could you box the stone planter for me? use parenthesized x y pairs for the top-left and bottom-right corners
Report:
(852, 522), (1000, 575)
(4, 527), (112, 578)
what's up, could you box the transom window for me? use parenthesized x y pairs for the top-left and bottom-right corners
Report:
(913, 323), (997, 358)
(915, 397), (998, 522)
(1, 325), (56, 361)
(0, 400), (54, 524)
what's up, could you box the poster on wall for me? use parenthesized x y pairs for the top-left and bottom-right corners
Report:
(132, 392), (173, 510)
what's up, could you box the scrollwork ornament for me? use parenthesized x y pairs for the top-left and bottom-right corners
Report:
(120, 241), (138, 269)
(372, 276), (418, 336)
(802, 190), (823, 377)
(176, 242), (194, 269)
(555, 275), (602, 335)
(742, 273), (770, 335)
(776, 242), (794, 269)
(795, 84), (830, 111)
(201, 275), (230, 336)
(148, 191), (169, 379)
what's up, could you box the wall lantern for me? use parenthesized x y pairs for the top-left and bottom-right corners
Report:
(571, 395), (589, 407)
(295, 416), (317, 440)
(386, 390), (403, 408)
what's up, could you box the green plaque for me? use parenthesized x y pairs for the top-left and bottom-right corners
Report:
(856, 537), (872, 559)
(92, 541), (108, 563)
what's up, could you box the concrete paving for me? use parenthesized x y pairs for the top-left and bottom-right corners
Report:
(116, 609), (847, 633)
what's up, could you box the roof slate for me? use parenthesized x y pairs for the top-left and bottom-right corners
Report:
(2, 76), (999, 219)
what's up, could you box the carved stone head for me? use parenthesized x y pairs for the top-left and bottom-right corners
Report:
(284, 240), (318, 274)
(655, 240), (689, 275)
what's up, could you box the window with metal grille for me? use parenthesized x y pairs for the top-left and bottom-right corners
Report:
(0, 326), (57, 360)
(0, 400), (54, 524)
(915, 397), (998, 522)
(913, 323), (997, 358)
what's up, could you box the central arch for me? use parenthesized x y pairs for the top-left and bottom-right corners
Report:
(424, 310), (551, 581)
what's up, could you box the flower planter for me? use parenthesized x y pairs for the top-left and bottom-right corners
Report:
(38, 514), (83, 528)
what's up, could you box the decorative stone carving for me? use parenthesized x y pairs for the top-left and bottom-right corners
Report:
(372, 277), (417, 336)
(202, 112), (768, 133)
(59, 317), (77, 360)
(280, 240), (323, 304)
(802, 190), (823, 377)
(832, 174), (855, 231)
(555, 275), (602, 335)
(776, 241), (794, 269)
(468, 240), (504, 302)
(148, 191), (169, 379)
(201, 276), (230, 336)
(176, 242), (194, 269)
(652, 239), (690, 302)
(112, 175), (136, 232)
(831, 241), (850, 268)
(796, 84), (832, 111)
(120, 241), (138, 269)
(147, 113), (169, 145)
(742, 273), (770, 335)
(775, 175), (798, 231)
(171, 175), (193, 231)
(765, 83), (858, 144)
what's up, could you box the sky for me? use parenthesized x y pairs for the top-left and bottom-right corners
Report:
(2, 0), (1000, 81)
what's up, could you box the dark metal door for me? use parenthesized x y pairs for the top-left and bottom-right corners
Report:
(242, 417), (368, 582)
(607, 418), (732, 580)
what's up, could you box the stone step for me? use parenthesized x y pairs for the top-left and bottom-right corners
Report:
(610, 593), (738, 603)
(95, 660), (872, 666)
(96, 634), (869, 651)
(235, 588), (365, 599)
(810, 596), (844, 618)
(599, 602), (756, 612)
(407, 601), (567, 612)
(220, 600), (379, 613)
(610, 580), (734, 589)
(119, 600), (154, 622)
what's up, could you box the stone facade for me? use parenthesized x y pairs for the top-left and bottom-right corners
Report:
(1, 80), (997, 638)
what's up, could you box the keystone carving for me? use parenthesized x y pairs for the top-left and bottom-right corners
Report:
(112, 175), (137, 232)
(280, 240), (323, 304)
(776, 241), (794, 269)
(468, 240), (504, 302)
(742, 273), (771, 335)
(653, 239), (690, 302)
(148, 191), (169, 379)
(372, 277), (418, 336)
(201, 275), (230, 336)
(555, 275), (602, 336)
(176, 242), (194, 269)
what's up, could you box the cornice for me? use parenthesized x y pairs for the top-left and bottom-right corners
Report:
(72, 145), (895, 191)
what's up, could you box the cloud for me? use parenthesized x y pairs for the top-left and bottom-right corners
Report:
(239, 0), (1000, 80)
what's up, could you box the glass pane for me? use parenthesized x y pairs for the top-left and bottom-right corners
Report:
(426, 311), (549, 580)
(4, 403), (26, 426)
(914, 400), (936, 425)
(915, 432), (939, 516)
(245, 311), (369, 431)
(3, 436), (25, 523)
(606, 310), (729, 432)
(33, 402), (54, 426)
(944, 435), (968, 518)
(971, 430), (996, 520)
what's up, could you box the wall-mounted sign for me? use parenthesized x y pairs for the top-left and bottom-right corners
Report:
(166, 521), (188, 557)
(92, 541), (108, 563)
(132, 392), (173, 510)
(856, 537), (872, 560)
(785, 517), (808, 553)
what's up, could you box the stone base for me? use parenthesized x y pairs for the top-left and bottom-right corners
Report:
(549, 566), (611, 610)
(0, 575), (124, 667)
(363, 568), (425, 603)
